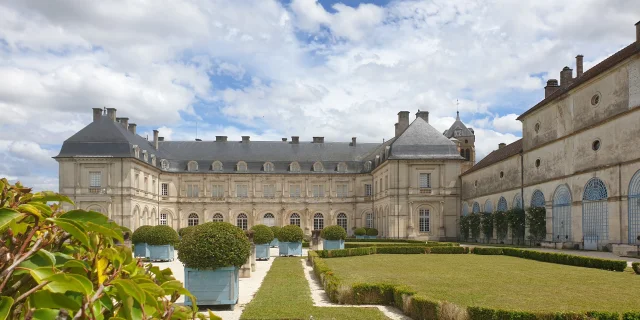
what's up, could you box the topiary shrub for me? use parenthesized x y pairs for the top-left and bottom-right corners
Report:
(321, 225), (347, 240)
(251, 224), (275, 245)
(632, 262), (640, 275)
(278, 224), (304, 242)
(146, 225), (180, 246)
(178, 222), (251, 270)
(366, 228), (379, 236)
(178, 226), (196, 237)
(270, 226), (281, 239)
(354, 227), (366, 236)
(132, 225), (153, 243)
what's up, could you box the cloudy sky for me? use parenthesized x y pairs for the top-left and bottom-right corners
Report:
(1, 0), (639, 191)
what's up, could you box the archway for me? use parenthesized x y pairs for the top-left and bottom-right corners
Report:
(629, 170), (640, 244)
(582, 178), (608, 249)
(553, 185), (571, 242)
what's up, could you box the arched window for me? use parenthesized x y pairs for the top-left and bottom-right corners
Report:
(553, 184), (572, 242)
(337, 213), (347, 231)
(151, 155), (156, 166)
(419, 208), (430, 232)
(290, 162), (301, 172)
(188, 161), (198, 172)
(143, 150), (148, 162)
(337, 162), (347, 173)
(484, 199), (493, 213)
(513, 193), (523, 209)
(212, 213), (224, 222)
(628, 170), (640, 244)
(497, 197), (508, 211)
(263, 213), (275, 227)
(365, 212), (373, 228)
(212, 161), (223, 172)
(263, 162), (274, 172)
(159, 212), (167, 226)
(531, 190), (545, 208)
(472, 202), (480, 214)
(460, 149), (464, 157)
(237, 213), (248, 230)
(188, 213), (199, 226)
(289, 213), (300, 227)
(237, 161), (247, 172)
(465, 149), (470, 161)
(313, 213), (324, 230)
(161, 159), (169, 170)
(582, 178), (608, 242)
(364, 161), (372, 172)
(313, 162), (324, 172)
(462, 203), (469, 216)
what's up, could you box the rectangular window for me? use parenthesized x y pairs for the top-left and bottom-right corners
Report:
(161, 183), (168, 196)
(419, 173), (431, 192)
(211, 184), (224, 198)
(236, 184), (248, 198)
(159, 213), (167, 225)
(144, 176), (148, 191)
(364, 184), (372, 196)
(419, 209), (430, 232)
(89, 172), (101, 187)
(134, 173), (139, 189)
(263, 184), (275, 198)
(336, 184), (348, 198)
(152, 178), (156, 193)
(312, 184), (324, 198)
(187, 184), (199, 198)
(289, 184), (301, 198)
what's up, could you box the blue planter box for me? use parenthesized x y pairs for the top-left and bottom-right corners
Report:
(278, 242), (302, 256)
(134, 243), (149, 258)
(184, 267), (239, 309)
(270, 238), (279, 247)
(323, 239), (345, 250)
(148, 245), (174, 261)
(256, 244), (270, 260)
(366, 235), (378, 239)
(355, 235), (366, 239)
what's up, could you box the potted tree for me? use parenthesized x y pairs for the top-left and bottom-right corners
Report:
(278, 225), (304, 256)
(251, 225), (274, 260)
(366, 228), (379, 239)
(147, 225), (180, 261)
(178, 226), (196, 238)
(354, 227), (366, 239)
(321, 225), (347, 250)
(132, 225), (153, 258)
(270, 226), (281, 247)
(179, 222), (251, 308)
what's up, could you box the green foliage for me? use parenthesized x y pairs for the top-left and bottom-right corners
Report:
(0, 179), (203, 319)
(270, 226), (281, 240)
(526, 206), (547, 243)
(250, 224), (274, 245)
(376, 246), (427, 254)
(632, 262), (640, 275)
(321, 225), (347, 240)
(459, 215), (470, 241)
(178, 222), (251, 270)
(480, 212), (494, 241)
(131, 225), (153, 244)
(502, 248), (626, 272)
(366, 228), (379, 236)
(178, 226), (196, 237)
(344, 242), (458, 249)
(429, 246), (467, 254)
(493, 211), (508, 242)
(624, 312), (640, 320)
(315, 247), (375, 258)
(146, 225), (180, 246)
(506, 208), (526, 243)
(277, 224), (304, 242)
(472, 247), (504, 255)
(354, 227), (366, 236)
(468, 213), (481, 241)
(345, 238), (430, 244)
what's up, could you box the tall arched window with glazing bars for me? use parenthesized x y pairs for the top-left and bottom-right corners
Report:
(313, 213), (324, 230)
(462, 203), (469, 216)
(337, 213), (347, 231)
(582, 178), (608, 242)
(237, 213), (248, 230)
(531, 190), (545, 208)
(553, 185), (571, 242)
(628, 170), (640, 244)
(513, 193), (522, 209)
(497, 197), (508, 212)
(188, 213), (199, 226)
(484, 199), (493, 213)
(472, 202), (480, 214)
(263, 213), (275, 227)
(212, 213), (224, 222)
(365, 212), (373, 228)
(289, 213), (301, 227)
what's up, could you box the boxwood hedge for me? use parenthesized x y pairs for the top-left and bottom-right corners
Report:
(178, 222), (251, 270)
(321, 225), (347, 240)
(354, 227), (366, 236)
(146, 225), (179, 246)
(251, 224), (274, 245)
(277, 224), (304, 242)
(131, 225), (153, 244)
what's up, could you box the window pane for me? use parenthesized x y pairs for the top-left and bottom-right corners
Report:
(313, 213), (324, 230)
(290, 213), (300, 226)
(419, 209), (430, 232)
(161, 183), (168, 196)
(188, 213), (199, 226)
(160, 213), (167, 226)
(263, 213), (275, 227)
(289, 184), (301, 198)
(89, 172), (101, 187)
(337, 184), (348, 198)
(337, 213), (347, 230)
(237, 184), (248, 198)
(366, 213), (373, 228)
(419, 173), (431, 188)
(264, 184), (275, 198)
(212, 184), (224, 198)
(365, 184), (372, 196)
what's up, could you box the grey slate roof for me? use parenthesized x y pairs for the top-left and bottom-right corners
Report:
(390, 117), (464, 160)
(443, 112), (474, 138)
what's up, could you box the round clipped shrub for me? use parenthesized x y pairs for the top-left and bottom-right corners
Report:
(146, 225), (180, 246)
(132, 225), (153, 244)
(277, 224), (304, 243)
(321, 225), (347, 241)
(178, 226), (196, 237)
(251, 224), (274, 245)
(366, 228), (379, 236)
(178, 222), (251, 270)
(270, 226), (281, 240)
(354, 227), (366, 236)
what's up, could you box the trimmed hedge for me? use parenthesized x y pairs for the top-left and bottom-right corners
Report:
(315, 245), (468, 257)
(321, 225), (347, 240)
(178, 226), (196, 237)
(632, 262), (640, 275)
(251, 224), (274, 245)
(502, 248), (626, 272)
(146, 225), (180, 246)
(316, 247), (375, 258)
(366, 228), (379, 236)
(354, 227), (366, 236)
(131, 225), (153, 244)
(472, 247), (504, 255)
(345, 238), (429, 243)
(429, 246), (467, 254)
(624, 312), (640, 320)
(270, 226), (281, 240)
(377, 246), (426, 254)
(178, 222), (251, 270)
(278, 224), (304, 242)
(345, 242), (459, 249)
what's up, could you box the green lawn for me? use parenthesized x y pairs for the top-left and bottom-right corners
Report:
(324, 254), (640, 313)
(240, 258), (388, 320)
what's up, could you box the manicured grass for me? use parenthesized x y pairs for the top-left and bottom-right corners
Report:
(324, 254), (640, 312)
(240, 258), (387, 320)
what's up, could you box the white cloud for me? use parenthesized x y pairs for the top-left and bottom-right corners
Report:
(492, 114), (522, 133)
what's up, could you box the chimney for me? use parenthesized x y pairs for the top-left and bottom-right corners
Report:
(216, 136), (228, 142)
(128, 123), (137, 135)
(119, 117), (129, 129)
(292, 136), (299, 144)
(636, 21), (640, 43)
(242, 136), (250, 143)
(575, 55), (584, 78)
(106, 108), (117, 121)
(282, 138), (288, 142)
(394, 123), (399, 136)
(544, 79), (560, 98)
(498, 143), (506, 149)
(153, 129), (159, 150)
(312, 137), (324, 143)
(560, 67), (573, 88)
(395, 111), (410, 137)
(92, 108), (103, 122)
(415, 110), (429, 123)
(158, 137), (164, 142)
(351, 137), (356, 146)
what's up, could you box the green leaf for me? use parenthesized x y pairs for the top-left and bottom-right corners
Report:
(44, 273), (94, 295)
(87, 221), (124, 243)
(0, 208), (22, 231)
(49, 217), (90, 248)
(136, 279), (165, 297)
(59, 209), (108, 226)
(32, 308), (61, 320)
(29, 267), (55, 283)
(53, 252), (76, 266)
(114, 296), (142, 320)
(19, 249), (56, 270)
(18, 204), (43, 218)
(29, 291), (82, 311)
(31, 191), (73, 204)
(63, 259), (89, 271)
(111, 279), (146, 305)
(0, 296), (13, 320)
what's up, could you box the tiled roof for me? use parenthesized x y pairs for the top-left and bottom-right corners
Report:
(461, 139), (523, 176)
(390, 117), (465, 160)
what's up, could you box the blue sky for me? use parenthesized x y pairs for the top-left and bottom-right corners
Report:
(0, 0), (638, 191)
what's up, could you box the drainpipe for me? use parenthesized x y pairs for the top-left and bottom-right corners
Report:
(121, 158), (124, 228)
(520, 150), (525, 245)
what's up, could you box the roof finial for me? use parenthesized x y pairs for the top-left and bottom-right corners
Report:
(456, 99), (460, 120)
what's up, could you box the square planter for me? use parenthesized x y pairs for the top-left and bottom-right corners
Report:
(184, 267), (239, 309)
(256, 244), (270, 260)
(270, 238), (279, 248)
(278, 242), (302, 256)
(365, 235), (378, 239)
(134, 243), (149, 258)
(355, 235), (366, 239)
(323, 239), (345, 250)
(148, 245), (174, 261)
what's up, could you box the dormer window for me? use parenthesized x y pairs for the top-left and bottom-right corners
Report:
(313, 161), (324, 172)
(364, 161), (372, 171)
(290, 162), (301, 172)
(454, 128), (462, 137)
(133, 145), (140, 158)
(264, 162), (274, 172)
(212, 161), (223, 172)
(375, 155), (380, 166)
(142, 150), (148, 162)
(151, 155), (156, 166)
(161, 159), (169, 170)
(188, 161), (198, 172)
(237, 161), (248, 172)
(337, 162), (347, 173)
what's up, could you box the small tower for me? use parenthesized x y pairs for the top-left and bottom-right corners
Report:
(443, 111), (476, 173)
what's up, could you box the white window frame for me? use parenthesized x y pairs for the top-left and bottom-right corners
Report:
(161, 183), (168, 196)
(366, 213), (373, 228)
(236, 184), (248, 198)
(364, 184), (372, 196)
(290, 213), (300, 226)
(419, 173), (431, 193)
(89, 171), (101, 188)
(336, 184), (348, 198)
(212, 161), (223, 172)
(263, 184), (275, 198)
(159, 213), (167, 226)
(337, 213), (347, 231)
(313, 213), (324, 230)
(419, 208), (430, 232)
(263, 213), (275, 227)
(211, 184), (224, 198)
(313, 162), (323, 172)
(187, 184), (199, 198)
(289, 184), (301, 198)
(212, 213), (224, 222)
(134, 173), (140, 189)
(188, 213), (199, 226)
(237, 161), (247, 172)
(290, 162), (301, 172)
(312, 184), (324, 198)
(188, 161), (198, 172)
(263, 162), (274, 172)
(237, 213), (248, 230)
